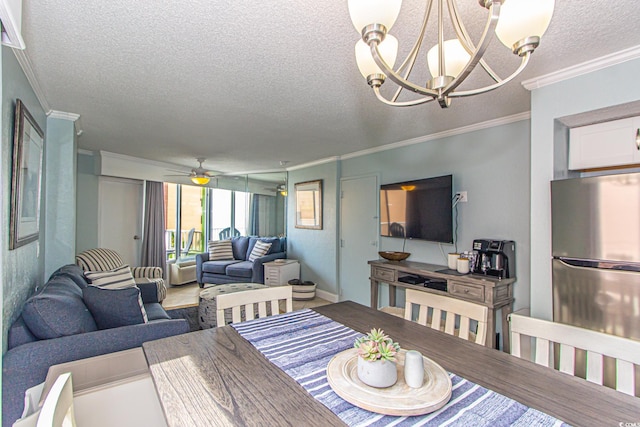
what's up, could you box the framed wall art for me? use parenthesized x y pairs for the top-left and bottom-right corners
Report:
(10, 99), (44, 249)
(295, 180), (322, 230)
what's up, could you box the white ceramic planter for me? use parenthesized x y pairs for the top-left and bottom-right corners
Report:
(357, 357), (397, 388)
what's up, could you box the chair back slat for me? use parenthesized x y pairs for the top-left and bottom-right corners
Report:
(216, 286), (293, 327)
(585, 351), (604, 385)
(617, 360), (635, 395)
(509, 313), (640, 396)
(558, 343), (575, 375)
(403, 289), (489, 346)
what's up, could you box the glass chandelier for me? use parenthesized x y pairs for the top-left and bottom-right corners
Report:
(348, 0), (555, 108)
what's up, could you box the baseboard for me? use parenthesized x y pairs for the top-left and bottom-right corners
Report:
(315, 288), (339, 303)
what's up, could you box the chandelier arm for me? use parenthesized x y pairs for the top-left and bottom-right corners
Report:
(370, 43), (439, 97)
(441, 2), (501, 96)
(448, 0), (501, 83)
(448, 52), (530, 97)
(390, 0), (435, 102)
(374, 87), (436, 107)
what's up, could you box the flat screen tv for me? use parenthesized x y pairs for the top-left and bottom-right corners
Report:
(380, 175), (453, 243)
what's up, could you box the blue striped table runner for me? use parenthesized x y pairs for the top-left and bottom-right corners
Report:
(232, 309), (568, 427)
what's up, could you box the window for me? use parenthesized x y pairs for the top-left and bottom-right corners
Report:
(163, 173), (287, 261)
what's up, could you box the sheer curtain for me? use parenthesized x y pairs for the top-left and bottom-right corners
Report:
(141, 181), (167, 277)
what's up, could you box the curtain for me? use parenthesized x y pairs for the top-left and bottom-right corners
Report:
(141, 181), (167, 277)
(249, 194), (276, 236)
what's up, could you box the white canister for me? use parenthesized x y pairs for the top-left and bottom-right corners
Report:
(447, 253), (459, 270)
(404, 350), (425, 388)
(456, 257), (470, 274)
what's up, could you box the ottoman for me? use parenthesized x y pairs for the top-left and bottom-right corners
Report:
(198, 283), (267, 329)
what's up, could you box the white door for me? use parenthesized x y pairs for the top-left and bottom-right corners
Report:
(339, 175), (378, 306)
(98, 177), (143, 266)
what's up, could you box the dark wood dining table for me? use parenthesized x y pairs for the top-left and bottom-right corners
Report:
(143, 301), (640, 426)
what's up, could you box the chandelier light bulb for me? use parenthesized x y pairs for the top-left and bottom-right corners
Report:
(355, 35), (399, 79)
(495, 0), (555, 52)
(348, 0), (403, 33)
(427, 39), (471, 79)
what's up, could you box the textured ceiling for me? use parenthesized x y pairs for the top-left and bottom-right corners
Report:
(20, 1), (640, 174)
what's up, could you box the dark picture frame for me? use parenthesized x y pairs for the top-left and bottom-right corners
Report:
(295, 180), (323, 230)
(10, 99), (44, 249)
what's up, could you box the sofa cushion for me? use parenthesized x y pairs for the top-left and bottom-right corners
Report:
(83, 286), (148, 329)
(248, 241), (272, 262)
(48, 264), (89, 289)
(231, 236), (250, 261)
(84, 265), (136, 289)
(207, 240), (234, 260)
(22, 277), (98, 340)
(144, 303), (172, 321)
(246, 237), (281, 260)
(203, 260), (241, 275)
(225, 261), (254, 278)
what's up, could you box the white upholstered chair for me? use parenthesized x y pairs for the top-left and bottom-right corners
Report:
(216, 286), (293, 327)
(509, 313), (640, 396)
(401, 289), (488, 345)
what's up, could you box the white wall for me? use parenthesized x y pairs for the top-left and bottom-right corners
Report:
(529, 57), (640, 319)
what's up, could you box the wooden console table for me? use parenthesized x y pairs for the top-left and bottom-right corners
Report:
(369, 259), (515, 352)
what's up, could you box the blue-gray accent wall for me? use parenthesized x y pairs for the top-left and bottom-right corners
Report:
(1, 46), (47, 352)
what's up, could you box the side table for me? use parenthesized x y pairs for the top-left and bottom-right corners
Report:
(264, 259), (300, 286)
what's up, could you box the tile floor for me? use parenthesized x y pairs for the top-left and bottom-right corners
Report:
(163, 281), (331, 311)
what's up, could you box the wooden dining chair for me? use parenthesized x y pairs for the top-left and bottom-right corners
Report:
(216, 286), (293, 327)
(13, 372), (77, 427)
(403, 289), (488, 345)
(509, 313), (640, 396)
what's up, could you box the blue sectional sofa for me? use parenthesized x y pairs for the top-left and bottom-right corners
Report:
(2, 264), (189, 427)
(196, 236), (286, 287)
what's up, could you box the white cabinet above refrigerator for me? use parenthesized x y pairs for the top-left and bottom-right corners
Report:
(569, 116), (640, 170)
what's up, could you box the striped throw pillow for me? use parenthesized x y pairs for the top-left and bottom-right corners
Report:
(248, 241), (272, 262)
(84, 265), (137, 290)
(208, 240), (235, 261)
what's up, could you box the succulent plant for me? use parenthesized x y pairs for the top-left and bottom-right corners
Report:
(354, 328), (401, 362)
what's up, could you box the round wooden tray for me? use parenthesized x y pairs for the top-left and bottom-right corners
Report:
(327, 349), (452, 416)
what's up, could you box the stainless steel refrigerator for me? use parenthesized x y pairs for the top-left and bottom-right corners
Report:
(551, 172), (640, 342)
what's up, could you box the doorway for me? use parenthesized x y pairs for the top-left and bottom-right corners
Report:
(98, 177), (143, 266)
(339, 175), (378, 305)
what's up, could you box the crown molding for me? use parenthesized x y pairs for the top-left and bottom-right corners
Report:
(77, 149), (94, 156)
(287, 156), (341, 171)
(522, 45), (640, 91)
(339, 112), (531, 161)
(12, 48), (49, 112)
(48, 110), (84, 136)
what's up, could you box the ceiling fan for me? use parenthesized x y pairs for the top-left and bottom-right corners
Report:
(167, 158), (217, 185)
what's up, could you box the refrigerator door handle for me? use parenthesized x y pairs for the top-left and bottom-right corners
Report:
(636, 128), (640, 150)
(555, 256), (640, 272)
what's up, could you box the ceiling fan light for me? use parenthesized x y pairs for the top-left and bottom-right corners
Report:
(427, 39), (471, 78)
(495, 0), (555, 51)
(191, 176), (210, 185)
(355, 35), (398, 79)
(348, 0), (402, 33)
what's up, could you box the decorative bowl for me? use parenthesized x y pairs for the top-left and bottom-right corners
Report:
(378, 251), (410, 261)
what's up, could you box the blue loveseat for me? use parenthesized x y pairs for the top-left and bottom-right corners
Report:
(196, 236), (286, 287)
(2, 264), (189, 427)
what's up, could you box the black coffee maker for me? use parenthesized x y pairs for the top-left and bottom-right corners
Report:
(471, 239), (515, 279)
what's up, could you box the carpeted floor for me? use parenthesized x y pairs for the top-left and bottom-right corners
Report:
(166, 306), (200, 332)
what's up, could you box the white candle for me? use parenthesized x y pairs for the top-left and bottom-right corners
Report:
(404, 350), (424, 388)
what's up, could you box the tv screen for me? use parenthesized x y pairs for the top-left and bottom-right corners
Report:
(380, 175), (453, 243)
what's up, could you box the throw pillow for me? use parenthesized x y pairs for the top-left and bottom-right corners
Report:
(208, 240), (235, 261)
(82, 286), (148, 329)
(84, 265), (136, 289)
(248, 241), (272, 262)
